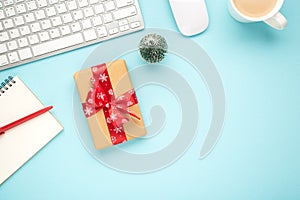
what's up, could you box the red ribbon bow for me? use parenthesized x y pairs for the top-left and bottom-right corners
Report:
(82, 63), (140, 145)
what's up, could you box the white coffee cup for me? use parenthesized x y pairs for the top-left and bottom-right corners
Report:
(228, 0), (287, 30)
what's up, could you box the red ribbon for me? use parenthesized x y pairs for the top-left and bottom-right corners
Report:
(82, 63), (140, 145)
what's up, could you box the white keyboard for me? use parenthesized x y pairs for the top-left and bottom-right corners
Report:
(0, 0), (144, 71)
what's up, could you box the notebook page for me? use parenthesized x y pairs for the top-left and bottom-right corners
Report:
(0, 76), (63, 184)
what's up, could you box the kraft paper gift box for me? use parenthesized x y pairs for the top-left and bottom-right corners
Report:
(74, 60), (146, 149)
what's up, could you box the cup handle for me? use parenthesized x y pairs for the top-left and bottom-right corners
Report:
(264, 12), (288, 30)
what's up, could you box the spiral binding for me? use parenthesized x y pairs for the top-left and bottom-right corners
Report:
(0, 76), (16, 96)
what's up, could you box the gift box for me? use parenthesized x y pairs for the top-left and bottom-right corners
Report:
(74, 60), (146, 149)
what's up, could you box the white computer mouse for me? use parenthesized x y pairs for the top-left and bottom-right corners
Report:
(169, 0), (209, 36)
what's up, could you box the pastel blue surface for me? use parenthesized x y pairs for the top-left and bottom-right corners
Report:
(1, 0), (300, 199)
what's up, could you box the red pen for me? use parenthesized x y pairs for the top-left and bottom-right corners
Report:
(0, 106), (53, 135)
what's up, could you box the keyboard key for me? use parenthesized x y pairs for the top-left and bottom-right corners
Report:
(113, 6), (137, 20)
(30, 23), (42, 33)
(108, 28), (118, 35)
(0, 44), (7, 54)
(37, 0), (48, 8)
(0, 55), (9, 67)
(94, 4), (104, 14)
(18, 48), (33, 60)
(103, 13), (113, 24)
(35, 10), (46, 20)
(62, 13), (73, 23)
(49, 0), (59, 5)
(89, 0), (99, 5)
(82, 19), (92, 29)
(92, 16), (102, 26)
(83, 29), (97, 41)
(32, 33), (84, 56)
(0, 10), (5, 19)
(0, 32), (9, 42)
(8, 52), (19, 64)
(16, 4), (27, 14)
(41, 19), (51, 29)
(5, 7), (16, 17)
(9, 29), (20, 39)
(46, 7), (56, 17)
(71, 22), (81, 32)
(83, 7), (94, 17)
(60, 25), (71, 36)
(130, 21), (141, 29)
(51, 16), (63, 27)
(13, 16), (25, 26)
(49, 28), (60, 39)
(119, 19), (128, 26)
(4, 0), (14, 6)
(24, 13), (35, 23)
(96, 26), (108, 38)
(7, 41), (18, 51)
(119, 25), (129, 32)
(78, 0), (89, 8)
(115, 0), (134, 8)
(73, 10), (83, 20)
(26, 1), (38, 11)
(28, 34), (39, 45)
(56, 3), (67, 14)
(3, 19), (14, 29)
(38, 31), (50, 41)
(67, 0), (78, 11)
(20, 26), (30, 36)
(104, 1), (116, 11)
(18, 38), (29, 47)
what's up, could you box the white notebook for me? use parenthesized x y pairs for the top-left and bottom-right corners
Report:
(0, 76), (63, 184)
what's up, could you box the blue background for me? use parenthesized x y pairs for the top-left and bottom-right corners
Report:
(1, 0), (299, 199)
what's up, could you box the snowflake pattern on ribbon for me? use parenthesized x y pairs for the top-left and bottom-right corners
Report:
(99, 73), (108, 82)
(114, 127), (123, 133)
(110, 113), (117, 121)
(87, 98), (93, 104)
(84, 106), (93, 117)
(108, 89), (114, 96)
